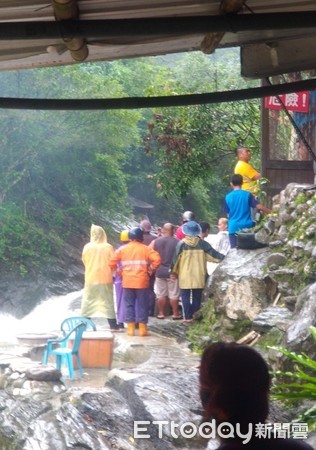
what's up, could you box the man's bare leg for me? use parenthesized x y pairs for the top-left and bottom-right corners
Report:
(157, 296), (167, 318)
(170, 298), (181, 319)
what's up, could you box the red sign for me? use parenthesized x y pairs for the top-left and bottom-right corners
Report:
(265, 91), (310, 112)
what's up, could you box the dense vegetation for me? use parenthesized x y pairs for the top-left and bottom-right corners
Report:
(0, 49), (260, 274)
(270, 326), (316, 431)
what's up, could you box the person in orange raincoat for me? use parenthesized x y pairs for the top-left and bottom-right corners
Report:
(110, 227), (161, 337)
(81, 224), (118, 330)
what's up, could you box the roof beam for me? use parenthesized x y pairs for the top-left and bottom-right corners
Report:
(242, 36), (316, 78)
(0, 12), (316, 40)
(201, 0), (246, 54)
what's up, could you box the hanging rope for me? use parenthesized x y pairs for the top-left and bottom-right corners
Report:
(265, 77), (316, 162)
(1, 78), (316, 110)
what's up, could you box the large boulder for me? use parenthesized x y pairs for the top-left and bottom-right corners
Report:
(286, 282), (316, 359)
(209, 247), (275, 322)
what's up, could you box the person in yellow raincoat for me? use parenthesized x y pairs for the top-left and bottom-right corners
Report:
(81, 224), (118, 330)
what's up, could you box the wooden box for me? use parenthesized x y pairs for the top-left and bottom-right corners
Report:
(73, 331), (114, 369)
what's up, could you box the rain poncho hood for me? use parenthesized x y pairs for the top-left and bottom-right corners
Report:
(171, 237), (224, 289)
(90, 224), (107, 244)
(183, 236), (200, 247)
(81, 224), (115, 319)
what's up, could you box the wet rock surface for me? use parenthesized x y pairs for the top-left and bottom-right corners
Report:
(0, 328), (205, 450)
(1, 322), (315, 449)
(207, 247), (274, 323)
(253, 306), (293, 333)
(286, 282), (316, 359)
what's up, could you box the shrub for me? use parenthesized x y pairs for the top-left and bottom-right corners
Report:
(269, 326), (316, 431)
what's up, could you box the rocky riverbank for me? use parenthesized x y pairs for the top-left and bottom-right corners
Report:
(2, 317), (315, 450)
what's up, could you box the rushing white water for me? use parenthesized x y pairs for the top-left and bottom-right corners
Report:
(0, 290), (83, 345)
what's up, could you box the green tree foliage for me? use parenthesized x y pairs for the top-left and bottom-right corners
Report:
(0, 50), (261, 273)
(143, 51), (260, 219)
(0, 65), (141, 272)
(0, 202), (58, 273)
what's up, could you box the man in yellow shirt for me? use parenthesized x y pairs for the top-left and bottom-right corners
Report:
(234, 147), (261, 195)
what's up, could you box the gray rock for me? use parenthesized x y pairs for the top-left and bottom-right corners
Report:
(255, 228), (270, 245)
(267, 253), (287, 267)
(286, 282), (316, 359)
(269, 240), (283, 248)
(26, 365), (62, 382)
(292, 239), (305, 249)
(296, 203), (309, 214)
(272, 193), (281, 206)
(0, 374), (6, 390)
(290, 210), (298, 220)
(209, 248), (272, 321)
(286, 239), (294, 248)
(108, 370), (202, 449)
(304, 240), (315, 255)
(278, 225), (288, 241)
(278, 211), (292, 224)
(253, 306), (292, 332)
(268, 267), (299, 276)
(283, 296), (297, 311)
(309, 203), (316, 216)
(306, 223), (316, 237)
(287, 200), (297, 211)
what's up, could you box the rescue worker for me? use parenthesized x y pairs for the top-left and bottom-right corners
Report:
(140, 219), (157, 316)
(110, 227), (161, 337)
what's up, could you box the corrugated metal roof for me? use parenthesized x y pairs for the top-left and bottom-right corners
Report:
(0, 1), (315, 76)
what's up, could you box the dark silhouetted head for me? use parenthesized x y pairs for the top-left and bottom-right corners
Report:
(199, 343), (270, 429)
(128, 227), (144, 242)
(231, 174), (243, 187)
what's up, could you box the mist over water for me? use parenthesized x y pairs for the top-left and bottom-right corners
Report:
(0, 290), (83, 345)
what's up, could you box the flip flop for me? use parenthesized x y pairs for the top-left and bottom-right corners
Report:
(157, 315), (165, 319)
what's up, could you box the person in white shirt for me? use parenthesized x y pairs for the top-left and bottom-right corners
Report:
(204, 218), (230, 276)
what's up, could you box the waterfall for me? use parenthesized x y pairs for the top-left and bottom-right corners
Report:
(0, 290), (83, 346)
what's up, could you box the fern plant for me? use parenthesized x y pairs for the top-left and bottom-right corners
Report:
(254, 176), (270, 204)
(269, 326), (316, 431)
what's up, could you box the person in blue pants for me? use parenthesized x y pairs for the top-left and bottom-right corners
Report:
(170, 221), (224, 322)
